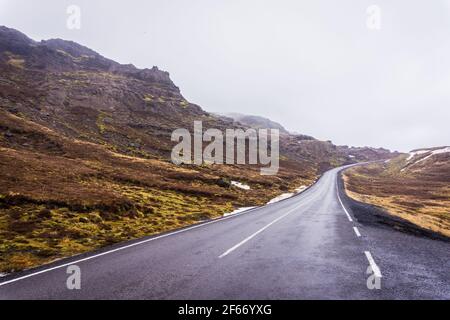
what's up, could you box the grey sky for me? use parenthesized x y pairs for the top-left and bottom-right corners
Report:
(1, 0), (449, 152)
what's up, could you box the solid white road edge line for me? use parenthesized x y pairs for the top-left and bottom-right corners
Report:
(364, 251), (382, 278)
(0, 206), (262, 287)
(219, 205), (300, 258)
(0, 170), (326, 287)
(353, 226), (361, 237)
(335, 177), (353, 222)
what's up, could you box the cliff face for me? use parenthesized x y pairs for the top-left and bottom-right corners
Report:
(0, 27), (176, 85)
(0, 25), (395, 165)
(0, 26), (209, 158)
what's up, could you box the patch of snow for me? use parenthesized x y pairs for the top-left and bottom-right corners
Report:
(384, 159), (391, 163)
(223, 207), (256, 217)
(407, 149), (433, 161)
(295, 185), (307, 193)
(430, 146), (450, 156)
(402, 147), (450, 171)
(0, 273), (7, 277)
(268, 193), (294, 204)
(231, 181), (250, 190)
(408, 147), (450, 166)
(349, 155), (355, 158)
(413, 154), (433, 165)
(267, 185), (309, 204)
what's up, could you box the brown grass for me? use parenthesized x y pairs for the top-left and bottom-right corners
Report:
(0, 110), (315, 272)
(343, 159), (450, 237)
(7, 58), (25, 69)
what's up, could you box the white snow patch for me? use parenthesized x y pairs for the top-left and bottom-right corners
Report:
(349, 155), (355, 158)
(407, 149), (433, 161)
(402, 147), (450, 171)
(268, 193), (294, 204)
(223, 207), (256, 217)
(413, 154), (433, 165)
(408, 147), (450, 165)
(384, 159), (391, 163)
(267, 185), (308, 204)
(295, 186), (307, 193)
(0, 273), (7, 277)
(430, 146), (450, 156)
(231, 181), (251, 190)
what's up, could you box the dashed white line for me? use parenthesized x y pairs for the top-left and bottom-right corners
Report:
(0, 206), (261, 287)
(364, 251), (382, 278)
(219, 205), (300, 258)
(353, 226), (361, 237)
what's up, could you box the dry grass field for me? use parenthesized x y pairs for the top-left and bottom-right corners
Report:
(343, 152), (450, 237)
(0, 110), (314, 272)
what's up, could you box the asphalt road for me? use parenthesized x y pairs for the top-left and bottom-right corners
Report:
(0, 165), (449, 299)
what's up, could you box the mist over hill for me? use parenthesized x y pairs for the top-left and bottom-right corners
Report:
(0, 26), (397, 272)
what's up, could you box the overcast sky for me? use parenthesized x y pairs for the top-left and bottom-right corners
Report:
(1, 0), (449, 152)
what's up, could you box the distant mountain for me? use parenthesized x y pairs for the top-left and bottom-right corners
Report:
(343, 146), (450, 237)
(0, 26), (398, 272)
(401, 146), (450, 174)
(217, 112), (397, 165)
(218, 113), (291, 135)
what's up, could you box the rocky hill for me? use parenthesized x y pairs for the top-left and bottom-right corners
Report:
(0, 26), (396, 272)
(218, 113), (291, 134)
(343, 147), (450, 237)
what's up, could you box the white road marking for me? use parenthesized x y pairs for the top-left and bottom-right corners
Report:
(0, 206), (262, 287)
(336, 177), (353, 222)
(353, 226), (361, 237)
(0, 171), (351, 287)
(219, 205), (300, 258)
(364, 251), (382, 278)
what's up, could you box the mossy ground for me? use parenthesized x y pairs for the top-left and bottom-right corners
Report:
(0, 186), (234, 273)
(0, 111), (315, 273)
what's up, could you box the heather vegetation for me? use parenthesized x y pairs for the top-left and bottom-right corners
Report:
(0, 26), (395, 272)
(344, 151), (450, 237)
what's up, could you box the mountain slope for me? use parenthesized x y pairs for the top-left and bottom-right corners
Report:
(0, 26), (396, 273)
(218, 113), (291, 134)
(343, 147), (450, 237)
